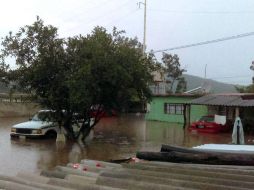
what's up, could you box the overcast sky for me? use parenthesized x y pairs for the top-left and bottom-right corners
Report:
(1, 0), (254, 85)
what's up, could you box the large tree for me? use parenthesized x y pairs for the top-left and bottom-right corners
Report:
(235, 84), (254, 93)
(162, 53), (186, 93)
(235, 63), (254, 93)
(0, 17), (155, 141)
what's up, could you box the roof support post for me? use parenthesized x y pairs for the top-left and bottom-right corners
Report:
(235, 107), (239, 117)
(183, 104), (190, 129)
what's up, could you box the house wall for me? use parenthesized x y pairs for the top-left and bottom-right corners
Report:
(149, 82), (166, 95)
(0, 102), (40, 117)
(242, 107), (254, 119)
(146, 96), (207, 123)
(190, 105), (208, 122)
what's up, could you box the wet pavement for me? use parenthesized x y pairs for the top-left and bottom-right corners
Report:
(0, 114), (249, 176)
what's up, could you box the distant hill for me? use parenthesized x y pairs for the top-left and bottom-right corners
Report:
(183, 74), (237, 93)
(0, 75), (238, 94)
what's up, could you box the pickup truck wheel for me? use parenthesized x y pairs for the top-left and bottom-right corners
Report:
(45, 131), (57, 139)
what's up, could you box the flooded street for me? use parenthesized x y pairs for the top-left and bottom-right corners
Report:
(0, 114), (241, 176)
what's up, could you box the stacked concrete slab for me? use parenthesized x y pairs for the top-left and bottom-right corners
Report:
(1, 159), (254, 189)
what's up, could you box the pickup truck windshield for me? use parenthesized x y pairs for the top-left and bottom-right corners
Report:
(32, 111), (54, 122)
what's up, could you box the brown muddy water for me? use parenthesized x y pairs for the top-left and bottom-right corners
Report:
(0, 114), (251, 176)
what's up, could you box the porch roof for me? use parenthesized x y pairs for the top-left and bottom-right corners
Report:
(190, 93), (254, 107)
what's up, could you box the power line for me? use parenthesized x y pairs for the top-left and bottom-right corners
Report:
(105, 8), (139, 26)
(205, 75), (252, 85)
(71, 0), (133, 26)
(64, 0), (134, 34)
(218, 80), (251, 85)
(153, 31), (254, 53)
(209, 75), (252, 80)
(148, 9), (254, 14)
(64, 0), (112, 22)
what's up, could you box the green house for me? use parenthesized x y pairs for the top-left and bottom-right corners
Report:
(145, 94), (207, 124)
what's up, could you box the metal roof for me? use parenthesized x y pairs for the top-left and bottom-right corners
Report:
(7, 158), (254, 190)
(190, 93), (254, 107)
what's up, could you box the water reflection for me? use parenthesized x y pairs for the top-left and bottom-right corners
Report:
(0, 114), (249, 176)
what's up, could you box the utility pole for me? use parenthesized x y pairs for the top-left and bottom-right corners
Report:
(138, 0), (147, 54)
(250, 61), (254, 84)
(204, 64), (207, 79)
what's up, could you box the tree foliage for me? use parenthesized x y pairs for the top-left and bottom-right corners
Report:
(162, 53), (186, 93)
(235, 65), (254, 93)
(235, 84), (254, 93)
(175, 77), (187, 93)
(0, 17), (155, 141)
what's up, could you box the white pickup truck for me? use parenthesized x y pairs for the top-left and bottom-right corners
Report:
(10, 110), (61, 138)
(10, 110), (94, 139)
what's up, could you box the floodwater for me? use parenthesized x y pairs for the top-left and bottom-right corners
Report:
(0, 114), (251, 176)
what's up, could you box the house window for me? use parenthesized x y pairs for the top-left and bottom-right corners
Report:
(164, 103), (184, 115)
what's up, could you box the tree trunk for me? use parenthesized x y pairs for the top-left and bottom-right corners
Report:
(137, 151), (254, 165)
(81, 125), (91, 142)
(78, 118), (98, 143)
(183, 104), (187, 129)
(63, 117), (75, 139)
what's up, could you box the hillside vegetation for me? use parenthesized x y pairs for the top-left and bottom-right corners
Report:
(0, 74), (239, 94)
(184, 74), (237, 93)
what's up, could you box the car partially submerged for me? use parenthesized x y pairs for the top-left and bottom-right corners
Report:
(10, 110), (60, 138)
(10, 110), (95, 139)
(188, 115), (232, 133)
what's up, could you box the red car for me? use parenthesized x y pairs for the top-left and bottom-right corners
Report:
(188, 115), (231, 133)
(90, 109), (117, 118)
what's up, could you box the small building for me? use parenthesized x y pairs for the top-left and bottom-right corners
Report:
(190, 93), (254, 132)
(149, 70), (168, 95)
(146, 94), (207, 124)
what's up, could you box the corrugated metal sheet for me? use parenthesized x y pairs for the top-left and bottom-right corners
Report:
(4, 159), (254, 190)
(190, 94), (254, 107)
